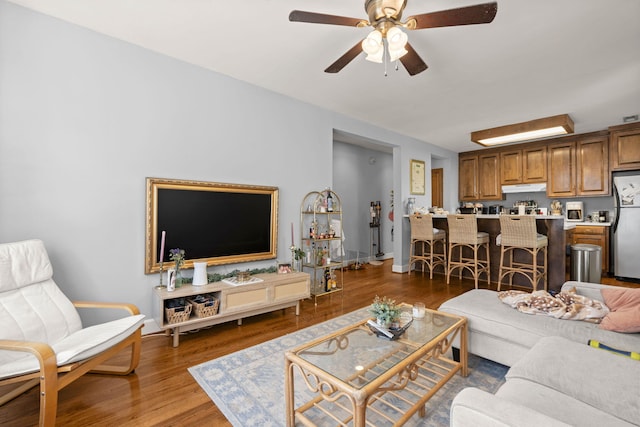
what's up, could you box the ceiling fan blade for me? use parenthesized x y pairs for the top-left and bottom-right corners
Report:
(325, 41), (364, 73)
(289, 10), (366, 27)
(406, 2), (497, 30)
(399, 43), (428, 76)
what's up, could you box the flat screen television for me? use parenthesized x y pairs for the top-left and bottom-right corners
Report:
(145, 177), (278, 274)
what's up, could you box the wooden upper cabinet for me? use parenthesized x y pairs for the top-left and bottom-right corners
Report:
(500, 150), (522, 185)
(609, 123), (640, 171)
(576, 136), (609, 196)
(459, 155), (478, 201)
(547, 135), (609, 198)
(522, 146), (547, 183)
(478, 153), (502, 200)
(500, 147), (546, 185)
(547, 141), (575, 197)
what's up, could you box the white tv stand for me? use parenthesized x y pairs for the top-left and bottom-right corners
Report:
(153, 271), (310, 347)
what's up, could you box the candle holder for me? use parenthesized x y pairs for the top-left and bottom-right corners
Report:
(155, 261), (166, 290)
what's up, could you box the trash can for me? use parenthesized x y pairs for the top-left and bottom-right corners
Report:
(570, 244), (602, 282)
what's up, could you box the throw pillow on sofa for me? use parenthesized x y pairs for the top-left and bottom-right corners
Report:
(599, 287), (640, 333)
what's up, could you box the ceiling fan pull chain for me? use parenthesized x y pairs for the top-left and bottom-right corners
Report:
(384, 40), (388, 76)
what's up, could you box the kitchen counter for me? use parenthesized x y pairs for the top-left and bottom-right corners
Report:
(564, 221), (612, 230)
(429, 214), (566, 220)
(429, 215), (568, 292)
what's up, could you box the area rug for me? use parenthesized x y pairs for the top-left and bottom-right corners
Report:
(189, 307), (508, 426)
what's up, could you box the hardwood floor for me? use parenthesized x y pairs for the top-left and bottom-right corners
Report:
(1, 261), (637, 426)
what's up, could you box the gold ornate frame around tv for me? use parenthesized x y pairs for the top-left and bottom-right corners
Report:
(145, 177), (279, 274)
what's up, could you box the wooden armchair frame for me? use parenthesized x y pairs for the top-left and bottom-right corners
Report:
(0, 301), (143, 427)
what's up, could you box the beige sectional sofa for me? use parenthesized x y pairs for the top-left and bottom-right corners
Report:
(439, 281), (640, 427)
(450, 335), (639, 427)
(438, 281), (639, 366)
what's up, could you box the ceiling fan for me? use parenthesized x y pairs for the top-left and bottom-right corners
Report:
(289, 0), (498, 76)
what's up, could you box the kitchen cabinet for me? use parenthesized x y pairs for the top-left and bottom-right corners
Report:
(458, 126), (618, 202)
(609, 122), (640, 171)
(572, 225), (609, 274)
(500, 149), (522, 184)
(478, 153), (501, 200)
(547, 141), (575, 197)
(522, 146), (547, 183)
(547, 134), (609, 198)
(500, 147), (546, 185)
(576, 136), (609, 196)
(459, 154), (478, 201)
(459, 153), (501, 201)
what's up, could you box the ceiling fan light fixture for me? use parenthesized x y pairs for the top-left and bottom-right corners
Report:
(386, 25), (408, 61)
(388, 46), (408, 61)
(362, 29), (384, 63)
(471, 114), (575, 146)
(386, 26), (408, 49)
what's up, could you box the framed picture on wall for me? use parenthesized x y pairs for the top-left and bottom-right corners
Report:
(410, 159), (425, 195)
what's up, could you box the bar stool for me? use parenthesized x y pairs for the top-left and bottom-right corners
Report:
(446, 214), (490, 288)
(409, 214), (446, 278)
(497, 215), (548, 291)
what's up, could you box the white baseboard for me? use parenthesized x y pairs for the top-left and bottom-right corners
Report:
(142, 318), (162, 335)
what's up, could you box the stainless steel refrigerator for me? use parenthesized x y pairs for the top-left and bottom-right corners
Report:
(613, 173), (640, 281)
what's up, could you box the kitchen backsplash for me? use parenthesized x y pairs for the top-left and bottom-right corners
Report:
(471, 192), (615, 221)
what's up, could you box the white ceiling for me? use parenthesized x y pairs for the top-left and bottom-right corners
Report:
(8, 0), (640, 152)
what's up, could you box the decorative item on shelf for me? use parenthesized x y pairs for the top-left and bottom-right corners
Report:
(369, 295), (402, 328)
(192, 261), (208, 286)
(156, 230), (167, 289)
(406, 197), (416, 215)
(169, 248), (186, 288)
(315, 247), (326, 266)
(236, 271), (251, 283)
(324, 268), (331, 292)
(290, 245), (305, 271)
(550, 200), (562, 216)
(326, 189), (334, 212)
(278, 262), (293, 274)
(166, 268), (176, 292)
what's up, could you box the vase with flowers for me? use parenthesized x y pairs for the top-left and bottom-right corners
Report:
(369, 296), (402, 328)
(169, 248), (186, 288)
(290, 245), (305, 272)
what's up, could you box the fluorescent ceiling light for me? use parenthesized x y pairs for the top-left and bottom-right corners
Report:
(471, 114), (574, 146)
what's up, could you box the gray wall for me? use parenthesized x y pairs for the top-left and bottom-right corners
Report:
(0, 1), (459, 328)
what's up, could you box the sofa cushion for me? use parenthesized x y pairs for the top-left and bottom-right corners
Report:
(599, 287), (640, 333)
(439, 289), (640, 354)
(496, 378), (635, 427)
(506, 336), (640, 425)
(451, 387), (572, 427)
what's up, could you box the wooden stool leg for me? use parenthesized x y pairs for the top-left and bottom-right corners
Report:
(485, 242), (490, 287)
(532, 247), (538, 291)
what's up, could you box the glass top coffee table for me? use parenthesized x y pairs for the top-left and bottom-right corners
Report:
(284, 305), (467, 426)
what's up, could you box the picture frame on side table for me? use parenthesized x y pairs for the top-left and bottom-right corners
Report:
(410, 159), (426, 195)
(278, 263), (292, 274)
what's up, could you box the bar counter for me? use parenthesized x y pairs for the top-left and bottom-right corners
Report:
(430, 214), (567, 292)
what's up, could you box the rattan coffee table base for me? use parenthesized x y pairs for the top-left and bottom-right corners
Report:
(284, 311), (467, 427)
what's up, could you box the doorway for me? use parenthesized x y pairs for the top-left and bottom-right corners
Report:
(431, 168), (443, 208)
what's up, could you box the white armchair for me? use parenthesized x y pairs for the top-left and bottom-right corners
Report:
(0, 239), (145, 426)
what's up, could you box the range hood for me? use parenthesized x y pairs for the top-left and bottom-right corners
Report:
(501, 183), (547, 194)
